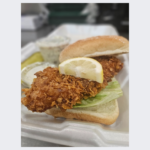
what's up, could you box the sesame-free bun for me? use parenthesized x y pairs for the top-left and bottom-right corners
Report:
(59, 36), (129, 63)
(45, 99), (119, 125)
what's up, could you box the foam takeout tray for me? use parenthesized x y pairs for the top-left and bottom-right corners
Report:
(21, 24), (129, 147)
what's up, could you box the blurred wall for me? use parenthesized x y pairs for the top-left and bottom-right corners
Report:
(21, 3), (45, 14)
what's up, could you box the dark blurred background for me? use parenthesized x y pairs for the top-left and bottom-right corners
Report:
(21, 3), (129, 47)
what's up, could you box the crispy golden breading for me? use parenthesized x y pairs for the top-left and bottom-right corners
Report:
(93, 56), (123, 82)
(21, 56), (123, 112)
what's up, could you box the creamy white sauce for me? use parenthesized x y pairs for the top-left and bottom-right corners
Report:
(21, 62), (56, 87)
(36, 35), (70, 65)
(25, 66), (46, 85)
(36, 35), (70, 47)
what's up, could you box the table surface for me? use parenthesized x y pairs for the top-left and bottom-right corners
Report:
(21, 25), (129, 147)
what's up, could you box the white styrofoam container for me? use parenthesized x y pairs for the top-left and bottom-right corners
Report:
(47, 24), (119, 44)
(21, 24), (129, 147)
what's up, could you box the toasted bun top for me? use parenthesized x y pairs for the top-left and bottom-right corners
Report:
(59, 36), (129, 63)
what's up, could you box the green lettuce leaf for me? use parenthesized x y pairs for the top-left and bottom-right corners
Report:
(73, 78), (123, 108)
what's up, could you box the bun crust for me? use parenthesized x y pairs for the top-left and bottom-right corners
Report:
(59, 36), (129, 63)
(45, 99), (119, 125)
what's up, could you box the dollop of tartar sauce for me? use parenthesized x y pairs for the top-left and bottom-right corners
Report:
(36, 35), (70, 65)
(25, 66), (45, 85)
(37, 35), (70, 47)
(21, 62), (56, 87)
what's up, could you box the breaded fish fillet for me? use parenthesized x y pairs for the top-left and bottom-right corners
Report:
(21, 56), (123, 112)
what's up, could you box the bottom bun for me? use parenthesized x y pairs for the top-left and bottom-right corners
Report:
(45, 99), (119, 125)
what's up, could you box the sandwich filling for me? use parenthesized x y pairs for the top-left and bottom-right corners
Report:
(21, 56), (123, 112)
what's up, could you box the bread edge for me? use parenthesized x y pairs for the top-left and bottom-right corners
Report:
(59, 36), (129, 63)
(45, 99), (119, 125)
